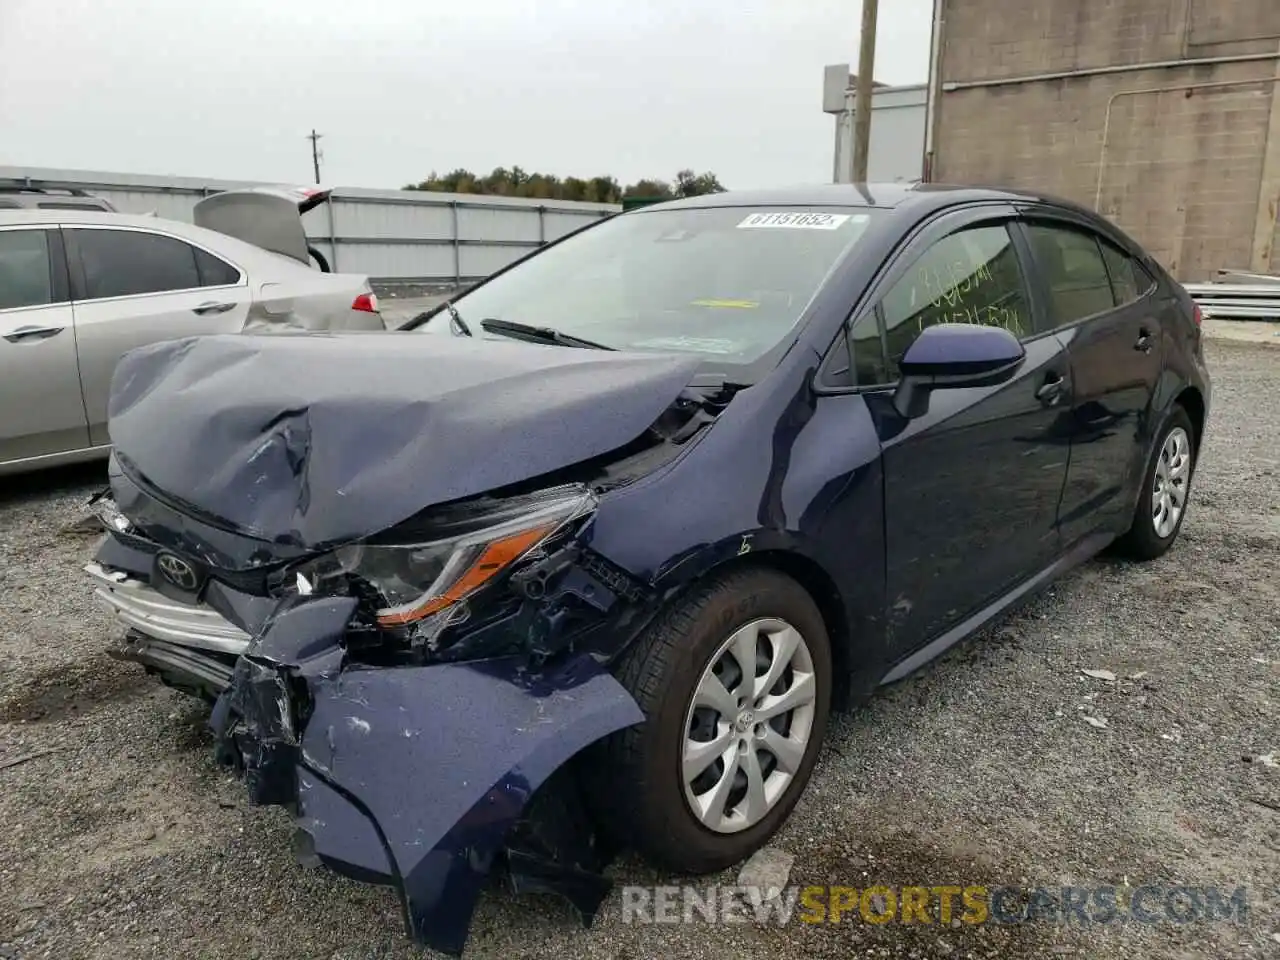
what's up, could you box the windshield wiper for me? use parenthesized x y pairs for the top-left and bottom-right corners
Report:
(480, 318), (615, 351)
(443, 301), (473, 337)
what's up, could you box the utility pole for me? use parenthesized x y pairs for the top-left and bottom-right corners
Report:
(851, 0), (880, 183)
(307, 129), (324, 184)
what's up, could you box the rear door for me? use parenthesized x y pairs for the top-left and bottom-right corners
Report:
(848, 204), (1072, 653)
(0, 225), (89, 463)
(65, 226), (252, 445)
(1017, 212), (1163, 545)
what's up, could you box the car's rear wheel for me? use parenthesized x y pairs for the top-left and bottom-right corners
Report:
(1114, 404), (1197, 560)
(588, 567), (832, 873)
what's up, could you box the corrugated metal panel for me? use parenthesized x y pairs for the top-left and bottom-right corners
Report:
(326, 243), (459, 280)
(460, 244), (538, 279)
(458, 205), (541, 244)
(544, 210), (608, 240)
(0, 165), (619, 283)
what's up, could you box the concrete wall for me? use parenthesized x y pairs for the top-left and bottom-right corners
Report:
(931, 0), (1280, 280)
(0, 166), (618, 284)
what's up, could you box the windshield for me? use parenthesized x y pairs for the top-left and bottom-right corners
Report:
(417, 205), (881, 364)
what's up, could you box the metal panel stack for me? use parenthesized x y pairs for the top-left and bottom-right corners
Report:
(1183, 270), (1280, 320)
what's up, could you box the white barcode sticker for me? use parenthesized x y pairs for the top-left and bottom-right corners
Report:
(737, 212), (854, 230)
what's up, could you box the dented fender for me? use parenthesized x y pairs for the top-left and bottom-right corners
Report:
(212, 596), (643, 956)
(298, 656), (642, 953)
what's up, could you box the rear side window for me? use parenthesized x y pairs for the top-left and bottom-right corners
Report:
(73, 229), (201, 299)
(1100, 241), (1154, 305)
(853, 223), (1031, 384)
(194, 247), (240, 286)
(0, 230), (54, 310)
(1026, 224), (1116, 326)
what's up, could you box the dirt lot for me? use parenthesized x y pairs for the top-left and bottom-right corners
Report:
(1, 338), (1277, 960)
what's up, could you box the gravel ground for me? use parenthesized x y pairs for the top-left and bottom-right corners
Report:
(1, 337), (1277, 960)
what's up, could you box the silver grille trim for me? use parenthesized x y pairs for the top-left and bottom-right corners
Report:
(85, 561), (252, 656)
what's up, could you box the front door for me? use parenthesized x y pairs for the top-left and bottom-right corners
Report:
(0, 226), (89, 464)
(848, 209), (1071, 654)
(1020, 219), (1163, 544)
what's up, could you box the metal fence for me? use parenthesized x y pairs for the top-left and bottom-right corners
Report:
(1183, 269), (1280, 320)
(0, 166), (619, 285)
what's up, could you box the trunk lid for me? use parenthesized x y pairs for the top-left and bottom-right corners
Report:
(193, 185), (330, 268)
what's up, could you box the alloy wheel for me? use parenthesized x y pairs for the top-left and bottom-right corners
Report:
(681, 617), (817, 834)
(1152, 426), (1192, 539)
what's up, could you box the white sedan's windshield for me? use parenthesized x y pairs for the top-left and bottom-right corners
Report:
(419, 206), (881, 363)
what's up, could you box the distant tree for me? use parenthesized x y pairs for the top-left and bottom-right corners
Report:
(622, 178), (674, 200)
(405, 168), (724, 202)
(673, 169), (726, 198)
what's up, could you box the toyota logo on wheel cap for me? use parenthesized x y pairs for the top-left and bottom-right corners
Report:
(156, 552), (199, 591)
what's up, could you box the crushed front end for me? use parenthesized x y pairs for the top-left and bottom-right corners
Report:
(84, 331), (736, 952)
(87, 466), (657, 955)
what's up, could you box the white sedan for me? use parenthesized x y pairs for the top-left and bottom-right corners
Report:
(0, 187), (384, 475)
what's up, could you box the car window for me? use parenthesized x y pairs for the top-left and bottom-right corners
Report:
(73, 229), (202, 299)
(851, 223), (1031, 384)
(0, 230), (54, 310)
(194, 247), (240, 286)
(1026, 224), (1117, 327)
(1100, 241), (1154, 305)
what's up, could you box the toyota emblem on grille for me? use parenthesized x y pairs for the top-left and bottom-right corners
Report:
(156, 552), (199, 591)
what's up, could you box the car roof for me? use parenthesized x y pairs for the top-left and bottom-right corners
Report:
(637, 181), (1094, 218)
(0, 208), (184, 229)
(0, 208), (286, 262)
(0, 206), (370, 283)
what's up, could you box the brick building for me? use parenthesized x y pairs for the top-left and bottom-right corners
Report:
(928, 0), (1280, 280)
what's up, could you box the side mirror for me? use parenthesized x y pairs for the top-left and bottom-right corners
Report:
(893, 323), (1025, 419)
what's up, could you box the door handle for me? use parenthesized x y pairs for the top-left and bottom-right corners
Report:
(1134, 329), (1154, 353)
(192, 301), (236, 316)
(3, 325), (64, 343)
(1036, 372), (1065, 406)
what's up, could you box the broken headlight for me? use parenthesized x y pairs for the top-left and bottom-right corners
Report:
(292, 485), (596, 634)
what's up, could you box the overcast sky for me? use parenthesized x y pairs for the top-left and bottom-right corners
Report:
(0, 0), (933, 191)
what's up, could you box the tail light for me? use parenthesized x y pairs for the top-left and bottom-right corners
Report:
(1191, 302), (1203, 327)
(352, 292), (379, 313)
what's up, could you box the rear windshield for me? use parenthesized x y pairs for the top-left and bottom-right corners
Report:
(419, 205), (880, 363)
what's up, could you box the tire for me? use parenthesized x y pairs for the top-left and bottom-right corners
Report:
(587, 567), (832, 873)
(1113, 404), (1197, 560)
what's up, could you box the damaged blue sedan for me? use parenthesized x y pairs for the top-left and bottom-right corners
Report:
(85, 184), (1210, 953)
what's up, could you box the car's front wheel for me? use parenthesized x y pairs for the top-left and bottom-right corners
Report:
(589, 568), (832, 873)
(1114, 404), (1197, 560)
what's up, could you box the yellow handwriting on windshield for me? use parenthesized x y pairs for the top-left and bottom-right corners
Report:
(690, 299), (759, 309)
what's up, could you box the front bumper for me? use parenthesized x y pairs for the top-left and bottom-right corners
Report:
(86, 541), (645, 955)
(213, 601), (644, 955)
(86, 561), (251, 655)
(86, 561), (248, 697)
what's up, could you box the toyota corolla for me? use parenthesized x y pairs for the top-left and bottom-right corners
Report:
(84, 183), (1209, 954)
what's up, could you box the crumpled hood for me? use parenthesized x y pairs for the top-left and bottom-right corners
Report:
(107, 332), (702, 547)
